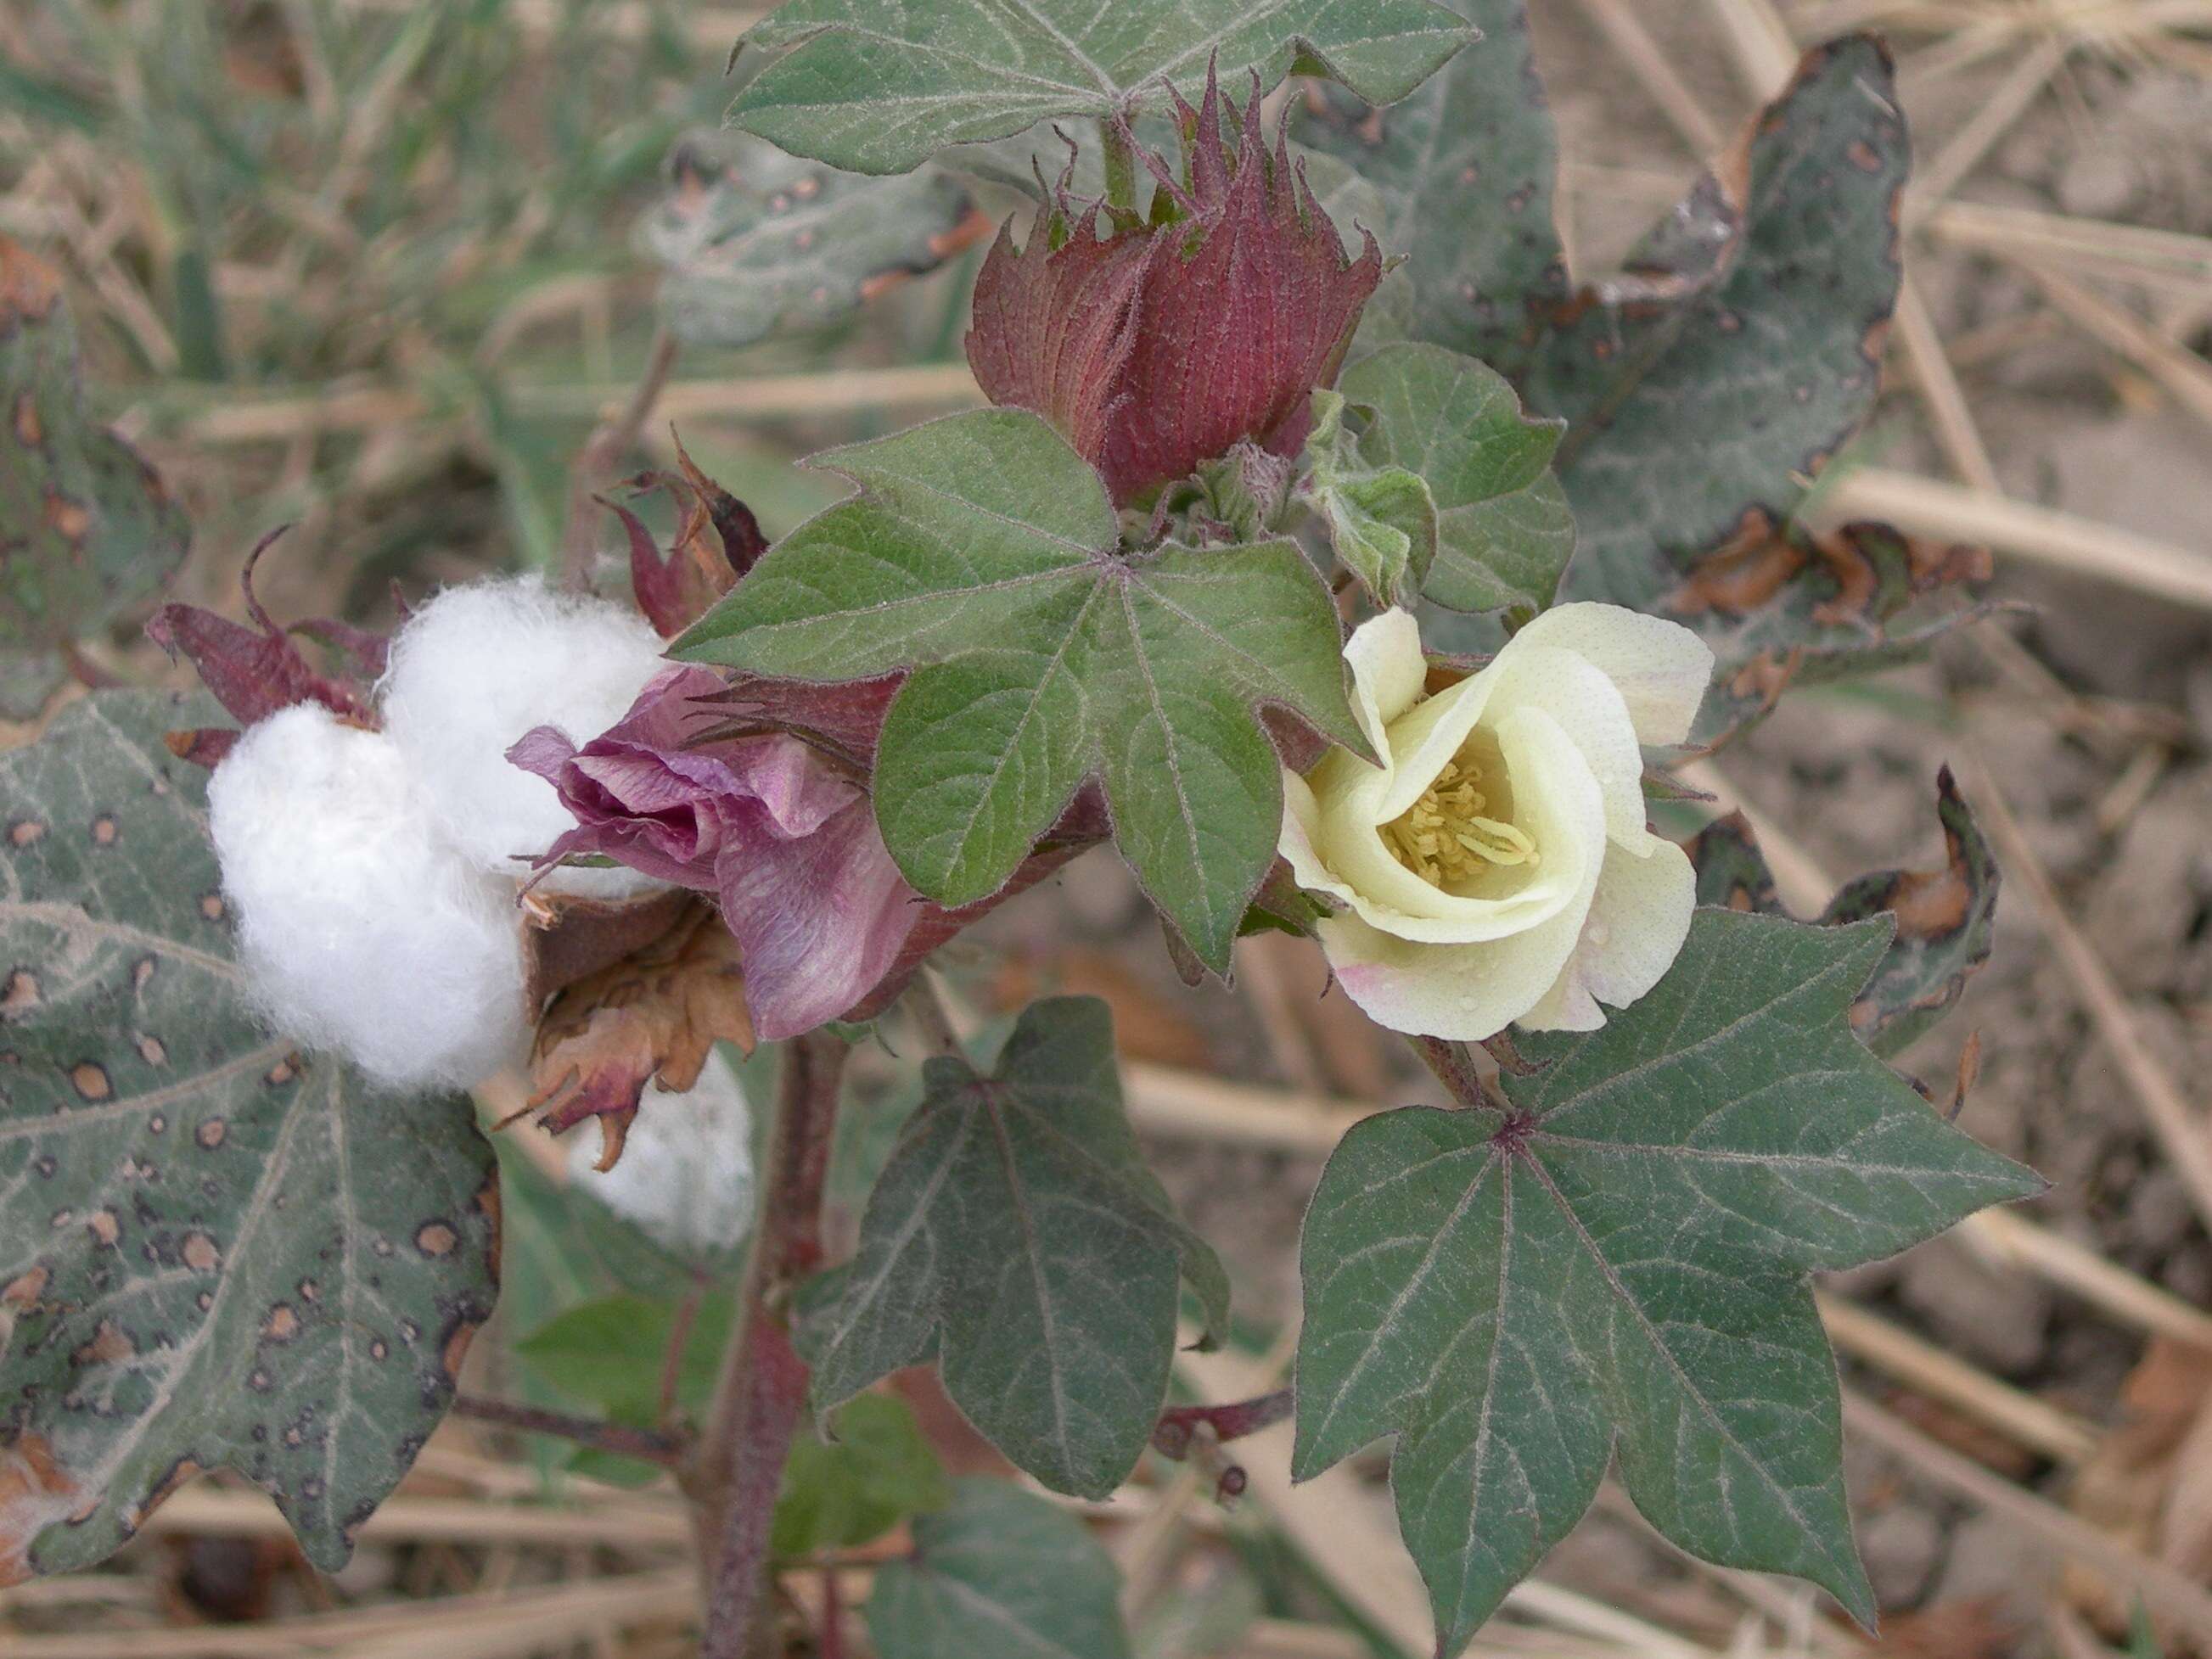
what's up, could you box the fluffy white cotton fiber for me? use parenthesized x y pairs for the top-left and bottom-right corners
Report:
(208, 704), (531, 1090)
(568, 1050), (755, 1255)
(380, 578), (669, 899)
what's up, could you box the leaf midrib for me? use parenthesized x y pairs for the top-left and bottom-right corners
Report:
(1515, 1147), (1847, 1582)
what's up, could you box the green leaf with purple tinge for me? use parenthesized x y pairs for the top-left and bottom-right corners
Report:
(867, 1477), (1131, 1659)
(0, 692), (497, 1586)
(727, 0), (1477, 176)
(806, 997), (1227, 1499)
(1294, 908), (2039, 1656)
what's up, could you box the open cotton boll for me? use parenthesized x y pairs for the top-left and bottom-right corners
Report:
(379, 577), (672, 900)
(567, 1050), (755, 1257)
(208, 704), (531, 1090)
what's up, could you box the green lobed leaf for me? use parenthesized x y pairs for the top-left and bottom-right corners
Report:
(0, 692), (498, 1583)
(866, 1476), (1132, 1659)
(1687, 770), (2000, 1060)
(807, 996), (1228, 1499)
(727, 0), (1477, 176)
(674, 409), (1367, 973)
(0, 244), (192, 719)
(639, 130), (979, 350)
(774, 1392), (952, 1556)
(1294, 908), (2040, 1654)
(1292, 0), (1569, 371)
(1532, 37), (1906, 608)
(1334, 343), (1573, 615)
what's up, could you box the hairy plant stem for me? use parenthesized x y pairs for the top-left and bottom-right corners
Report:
(691, 1028), (851, 1659)
(1409, 1034), (1494, 1109)
(448, 1395), (684, 1467)
(900, 971), (966, 1060)
(559, 323), (679, 591)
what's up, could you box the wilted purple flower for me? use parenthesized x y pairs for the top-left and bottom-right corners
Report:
(966, 68), (1383, 507)
(509, 665), (917, 1041)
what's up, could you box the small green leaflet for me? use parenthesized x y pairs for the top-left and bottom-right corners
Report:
(1293, 0), (1569, 373)
(1334, 343), (1573, 615)
(727, 0), (1476, 176)
(1301, 390), (1436, 609)
(866, 1477), (1132, 1659)
(1294, 910), (2040, 1656)
(775, 1393), (952, 1556)
(806, 997), (1228, 1499)
(0, 243), (191, 719)
(676, 409), (1367, 973)
(640, 130), (978, 350)
(0, 692), (498, 1583)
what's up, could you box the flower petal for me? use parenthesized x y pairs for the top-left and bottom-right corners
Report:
(716, 799), (918, 1041)
(1279, 768), (1359, 910)
(1508, 603), (1715, 747)
(1519, 836), (1695, 1032)
(1485, 645), (1653, 853)
(1317, 706), (1607, 1034)
(1343, 608), (1430, 748)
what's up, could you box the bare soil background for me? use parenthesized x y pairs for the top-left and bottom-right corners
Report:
(3, 1), (2211, 1656)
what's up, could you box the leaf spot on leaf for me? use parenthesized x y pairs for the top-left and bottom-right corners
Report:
(87, 1209), (119, 1247)
(71, 1320), (133, 1366)
(194, 1118), (226, 1150)
(3, 1268), (48, 1309)
(66, 1062), (109, 1101)
(7, 820), (46, 849)
(197, 893), (224, 922)
(88, 815), (117, 847)
(180, 1231), (219, 1272)
(0, 1434), (83, 1589)
(2, 970), (36, 1016)
(261, 1305), (300, 1343)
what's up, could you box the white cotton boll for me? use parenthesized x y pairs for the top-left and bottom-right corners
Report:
(568, 1050), (755, 1257)
(379, 576), (671, 900)
(208, 704), (531, 1091)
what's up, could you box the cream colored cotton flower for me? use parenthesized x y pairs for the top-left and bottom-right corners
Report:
(1280, 606), (1714, 1040)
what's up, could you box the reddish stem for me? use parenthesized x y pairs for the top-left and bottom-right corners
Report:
(1152, 1387), (1294, 1460)
(1411, 1035), (1493, 1109)
(448, 1395), (684, 1467)
(819, 1566), (847, 1659)
(660, 1284), (705, 1423)
(692, 1028), (851, 1659)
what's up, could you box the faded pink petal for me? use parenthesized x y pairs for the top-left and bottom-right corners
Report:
(510, 663), (922, 1038)
(716, 798), (917, 1041)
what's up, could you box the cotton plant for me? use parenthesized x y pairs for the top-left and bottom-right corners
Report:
(0, 5), (2036, 1657)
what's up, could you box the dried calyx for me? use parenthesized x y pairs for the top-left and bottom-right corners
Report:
(966, 66), (1382, 509)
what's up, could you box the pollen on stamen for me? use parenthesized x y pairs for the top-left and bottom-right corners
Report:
(1381, 759), (1540, 886)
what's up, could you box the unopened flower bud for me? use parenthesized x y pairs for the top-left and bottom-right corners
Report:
(966, 68), (1382, 507)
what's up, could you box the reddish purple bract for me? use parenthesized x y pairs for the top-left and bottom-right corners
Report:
(966, 70), (1382, 507)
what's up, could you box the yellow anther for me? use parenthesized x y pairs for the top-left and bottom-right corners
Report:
(1380, 759), (1540, 886)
